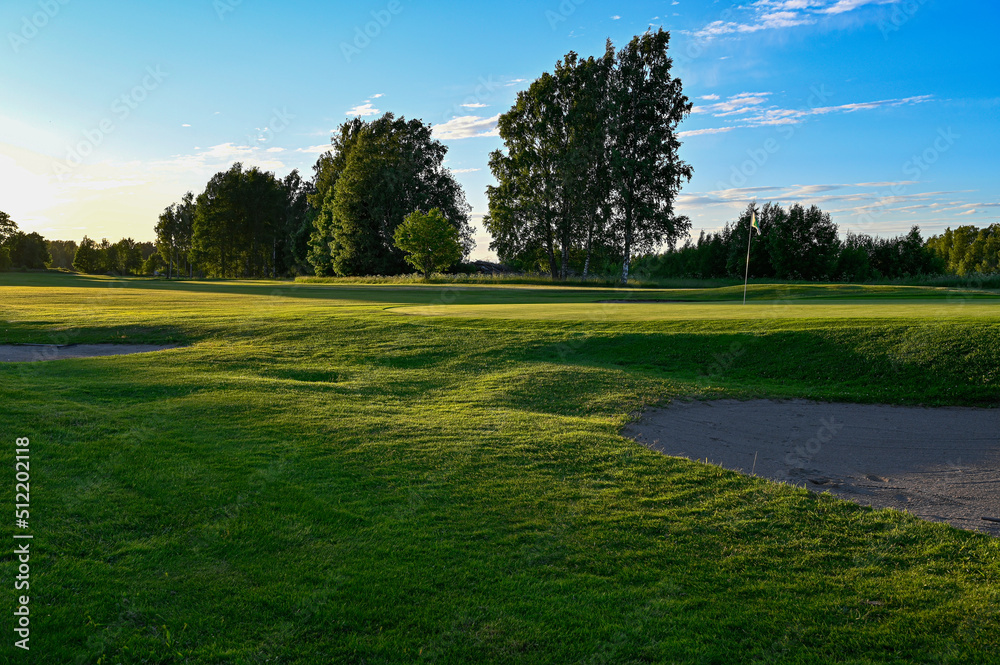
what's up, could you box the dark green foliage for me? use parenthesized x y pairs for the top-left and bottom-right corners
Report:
(766, 203), (839, 280)
(0, 246), (10, 272)
(487, 29), (692, 282)
(0, 209), (16, 244)
(308, 113), (472, 276)
(72, 236), (101, 273)
(637, 203), (942, 283)
(46, 239), (78, 269)
(6, 230), (51, 269)
(190, 163), (292, 278)
(155, 192), (195, 279)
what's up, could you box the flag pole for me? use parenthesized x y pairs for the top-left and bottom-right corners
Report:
(743, 214), (753, 305)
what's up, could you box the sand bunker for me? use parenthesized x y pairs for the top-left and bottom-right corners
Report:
(0, 344), (179, 362)
(623, 399), (1000, 536)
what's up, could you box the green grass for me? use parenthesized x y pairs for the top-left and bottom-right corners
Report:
(1, 272), (999, 663)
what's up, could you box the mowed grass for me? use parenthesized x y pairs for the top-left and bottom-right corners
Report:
(1, 272), (999, 664)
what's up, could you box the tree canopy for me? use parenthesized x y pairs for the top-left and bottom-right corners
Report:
(393, 208), (464, 279)
(307, 113), (473, 276)
(486, 29), (692, 282)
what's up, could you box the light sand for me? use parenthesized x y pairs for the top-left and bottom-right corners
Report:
(623, 399), (1000, 536)
(0, 344), (179, 362)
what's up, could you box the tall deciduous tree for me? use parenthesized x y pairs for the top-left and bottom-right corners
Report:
(72, 236), (102, 273)
(486, 48), (613, 280)
(0, 210), (18, 244)
(307, 113), (473, 276)
(486, 29), (692, 282)
(190, 163), (288, 278)
(155, 192), (195, 279)
(609, 29), (693, 283)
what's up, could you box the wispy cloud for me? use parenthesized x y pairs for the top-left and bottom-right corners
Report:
(433, 115), (501, 140)
(693, 0), (901, 39)
(295, 144), (332, 154)
(677, 181), (988, 235)
(683, 93), (933, 135)
(678, 126), (741, 138)
(345, 101), (380, 117)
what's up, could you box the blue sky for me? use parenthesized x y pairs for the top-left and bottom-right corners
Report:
(1, 0), (997, 259)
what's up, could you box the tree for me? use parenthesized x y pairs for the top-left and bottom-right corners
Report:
(7, 232), (51, 269)
(0, 210), (18, 244)
(308, 113), (473, 276)
(190, 164), (288, 278)
(767, 204), (839, 280)
(486, 30), (692, 282)
(72, 236), (102, 273)
(155, 192), (195, 279)
(393, 208), (463, 279)
(609, 29), (693, 283)
(487, 50), (613, 280)
(47, 240), (78, 269)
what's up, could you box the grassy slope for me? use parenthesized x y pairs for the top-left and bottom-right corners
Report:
(1, 273), (998, 664)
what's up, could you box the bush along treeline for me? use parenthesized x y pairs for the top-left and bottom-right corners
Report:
(485, 29), (693, 283)
(633, 202), (946, 282)
(151, 113), (474, 279)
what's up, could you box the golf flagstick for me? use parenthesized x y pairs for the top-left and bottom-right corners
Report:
(743, 209), (758, 305)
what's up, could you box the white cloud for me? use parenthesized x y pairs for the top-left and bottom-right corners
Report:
(295, 144), (332, 155)
(693, 0), (899, 39)
(692, 92), (772, 116)
(371, 93), (384, 98)
(432, 115), (501, 140)
(683, 93), (934, 135)
(699, 94), (721, 101)
(450, 167), (481, 173)
(181, 123), (191, 128)
(461, 102), (489, 108)
(611, 15), (621, 19)
(678, 126), (742, 138)
(345, 102), (380, 117)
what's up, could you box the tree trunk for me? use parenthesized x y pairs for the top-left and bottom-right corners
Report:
(545, 221), (558, 279)
(582, 216), (594, 278)
(621, 210), (633, 285)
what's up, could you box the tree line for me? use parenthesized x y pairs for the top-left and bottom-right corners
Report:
(145, 112), (473, 279)
(633, 202), (948, 282)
